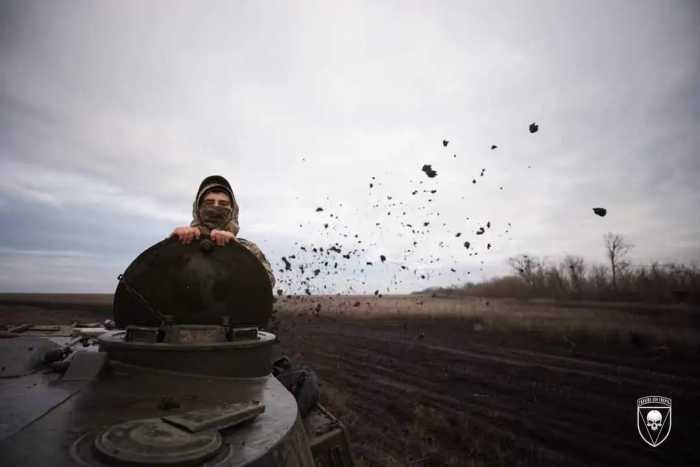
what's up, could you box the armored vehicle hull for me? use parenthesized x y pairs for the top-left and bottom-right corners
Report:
(0, 237), (353, 467)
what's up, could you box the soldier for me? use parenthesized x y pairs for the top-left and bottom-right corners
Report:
(171, 175), (318, 416)
(170, 175), (276, 289)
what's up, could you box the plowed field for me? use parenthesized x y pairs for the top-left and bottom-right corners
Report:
(275, 295), (700, 466)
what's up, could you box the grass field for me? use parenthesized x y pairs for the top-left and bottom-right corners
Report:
(1, 293), (699, 466)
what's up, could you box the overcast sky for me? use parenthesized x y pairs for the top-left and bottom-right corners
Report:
(1, 0), (698, 294)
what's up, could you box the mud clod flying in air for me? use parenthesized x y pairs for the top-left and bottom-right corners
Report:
(282, 257), (292, 271)
(529, 122), (539, 133)
(593, 207), (607, 217)
(491, 145), (498, 150)
(421, 164), (438, 178)
(442, 139), (449, 147)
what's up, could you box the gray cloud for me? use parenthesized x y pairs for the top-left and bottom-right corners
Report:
(1, 0), (699, 293)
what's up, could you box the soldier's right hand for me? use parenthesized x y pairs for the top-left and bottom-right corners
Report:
(171, 226), (201, 244)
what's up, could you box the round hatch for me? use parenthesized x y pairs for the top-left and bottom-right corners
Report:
(113, 237), (273, 329)
(93, 418), (221, 466)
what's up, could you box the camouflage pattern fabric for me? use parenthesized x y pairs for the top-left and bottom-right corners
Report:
(191, 180), (241, 236)
(189, 178), (276, 289)
(236, 237), (276, 290)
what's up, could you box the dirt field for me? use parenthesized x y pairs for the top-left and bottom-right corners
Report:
(2, 293), (699, 466)
(275, 295), (700, 466)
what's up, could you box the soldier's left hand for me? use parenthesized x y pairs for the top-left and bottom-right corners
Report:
(210, 229), (236, 246)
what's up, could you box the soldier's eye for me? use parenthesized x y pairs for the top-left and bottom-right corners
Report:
(204, 200), (215, 205)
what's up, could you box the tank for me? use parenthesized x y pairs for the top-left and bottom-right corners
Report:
(0, 236), (354, 467)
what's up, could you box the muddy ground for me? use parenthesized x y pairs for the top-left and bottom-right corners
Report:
(275, 295), (700, 467)
(1, 294), (699, 466)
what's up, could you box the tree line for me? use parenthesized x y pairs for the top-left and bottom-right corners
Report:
(424, 233), (700, 304)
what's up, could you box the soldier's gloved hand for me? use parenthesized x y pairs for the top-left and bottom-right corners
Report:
(210, 229), (236, 246)
(171, 226), (201, 244)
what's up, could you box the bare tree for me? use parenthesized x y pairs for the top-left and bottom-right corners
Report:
(508, 254), (540, 287)
(603, 233), (633, 290)
(563, 255), (586, 294)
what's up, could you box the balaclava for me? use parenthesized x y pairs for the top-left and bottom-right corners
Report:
(190, 175), (240, 235)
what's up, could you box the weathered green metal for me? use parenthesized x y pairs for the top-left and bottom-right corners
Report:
(98, 329), (276, 378)
(113, 236), (273, 329)
(0, 338), (315, 467)
(0, 236), (355, 467)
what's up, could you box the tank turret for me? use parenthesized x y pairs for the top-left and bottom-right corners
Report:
(0, 236), (354, 466)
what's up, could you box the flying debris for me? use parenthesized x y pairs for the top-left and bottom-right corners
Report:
(421, 164), (438, 178)
(529, 122), (539, 133)
(593, 207), (607, 217)
(442, 139), (449, 147)
(282, 257), (292, 271)
(273, 128), (540, 296)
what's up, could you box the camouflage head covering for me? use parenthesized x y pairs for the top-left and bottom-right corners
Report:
(189, 175), (276, 290)
(190, 175), (240, 236)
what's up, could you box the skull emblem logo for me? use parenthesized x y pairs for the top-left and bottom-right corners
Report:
(637, 396), (671, 447)
(646, 410), (663, 431)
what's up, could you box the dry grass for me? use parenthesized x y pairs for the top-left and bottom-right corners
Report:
(276, 294), (700, 356)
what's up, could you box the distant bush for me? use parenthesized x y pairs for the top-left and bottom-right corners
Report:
(422, 257), (700, 304)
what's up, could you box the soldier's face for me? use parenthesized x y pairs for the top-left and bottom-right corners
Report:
(202, 191), (231, 207)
